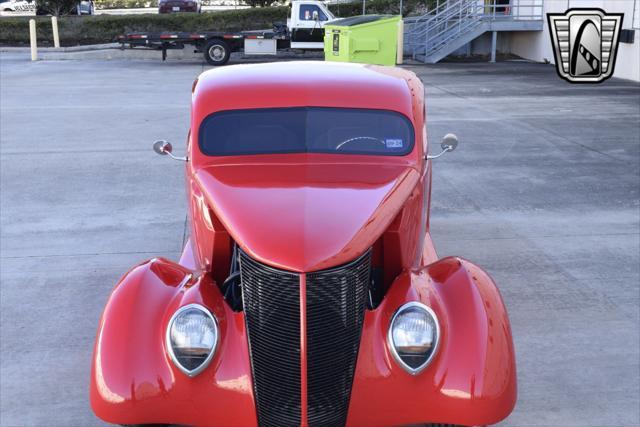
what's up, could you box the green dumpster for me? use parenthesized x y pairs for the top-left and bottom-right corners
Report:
(324, 15), (402, 66)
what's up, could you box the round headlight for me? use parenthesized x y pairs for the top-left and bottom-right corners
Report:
(166, 304), (218, 377)
(388, 302), (439, 375)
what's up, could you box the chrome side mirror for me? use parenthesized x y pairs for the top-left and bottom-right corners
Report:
(426, 133), (459, 160)
(153, 140), (187, 162)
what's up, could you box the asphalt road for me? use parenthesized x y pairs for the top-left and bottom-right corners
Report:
(1, 53), (639, 426)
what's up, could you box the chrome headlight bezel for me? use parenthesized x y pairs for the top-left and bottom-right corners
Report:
(387, 301), (440, 375)
(166, 303), (218, 377)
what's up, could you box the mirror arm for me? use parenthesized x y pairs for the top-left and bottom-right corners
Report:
(166, 152), (188, 162)
(425, 146), (452, 160)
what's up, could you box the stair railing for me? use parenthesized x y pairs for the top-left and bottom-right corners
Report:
(406, 0), (481, 59)
(405, 0), (544, 61)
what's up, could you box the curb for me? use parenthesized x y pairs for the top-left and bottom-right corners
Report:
(41, 46), (199, 61)
(1, 43), (325, 62)
(0, 43), (119, 53)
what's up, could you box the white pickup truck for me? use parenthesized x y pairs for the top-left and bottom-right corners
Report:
(118, 0), (338, 65)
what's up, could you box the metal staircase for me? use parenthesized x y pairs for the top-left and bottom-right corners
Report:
(404, 0), (544, 63)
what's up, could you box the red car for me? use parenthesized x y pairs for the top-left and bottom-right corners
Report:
(90, 62), (517, 427)
(158, 0), (201, 14)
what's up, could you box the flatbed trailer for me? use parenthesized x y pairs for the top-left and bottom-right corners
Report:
(118, 28), (289, 65)
(117, 0), (335, 66)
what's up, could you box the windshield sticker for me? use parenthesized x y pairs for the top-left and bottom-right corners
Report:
(385, 139), (403, 148)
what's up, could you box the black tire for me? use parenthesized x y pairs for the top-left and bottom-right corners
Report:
(203, 39), (230, 66)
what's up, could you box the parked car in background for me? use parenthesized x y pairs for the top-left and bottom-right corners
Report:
(35, 0), (94, 15)
(158, 0), (201, 14)
(0, 0), (36, 12)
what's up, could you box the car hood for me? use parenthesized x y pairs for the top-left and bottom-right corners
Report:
(194, 162), (421, 272)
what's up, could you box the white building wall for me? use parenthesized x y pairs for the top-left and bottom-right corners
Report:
(511, 0), (640, 81)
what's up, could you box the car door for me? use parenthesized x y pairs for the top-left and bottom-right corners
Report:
(290, 3), (329, 49)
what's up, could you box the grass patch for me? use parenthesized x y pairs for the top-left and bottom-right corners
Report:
(95, 0), (159, 8)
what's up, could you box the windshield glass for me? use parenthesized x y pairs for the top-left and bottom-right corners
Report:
(199, 107), (414, 156)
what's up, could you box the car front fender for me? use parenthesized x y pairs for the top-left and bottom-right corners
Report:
(90, 257), (257, 427)
(347, 256), (517, 426)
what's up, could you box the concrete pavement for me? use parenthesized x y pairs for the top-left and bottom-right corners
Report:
(1, 53), (639, 426)
(0, 45), (323, 62)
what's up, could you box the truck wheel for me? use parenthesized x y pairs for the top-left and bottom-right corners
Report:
(204, 39), (230, 66)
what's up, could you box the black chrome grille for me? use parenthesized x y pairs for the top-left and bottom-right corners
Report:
(306, 250), (370, 427)
(240, 250), (371, 427)
(240, 251), (301, 427)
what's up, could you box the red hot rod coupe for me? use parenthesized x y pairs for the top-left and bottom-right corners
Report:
(90, 62), (517, 427)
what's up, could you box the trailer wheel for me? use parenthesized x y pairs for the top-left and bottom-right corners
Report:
(204, 39), (230, 66)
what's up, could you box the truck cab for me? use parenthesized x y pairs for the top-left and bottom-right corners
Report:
(288, 0), (336, 49)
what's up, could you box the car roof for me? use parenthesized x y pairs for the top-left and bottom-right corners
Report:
(192, 61), (418, 121)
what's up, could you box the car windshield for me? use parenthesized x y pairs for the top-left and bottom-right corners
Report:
(198, 107), (414, 156)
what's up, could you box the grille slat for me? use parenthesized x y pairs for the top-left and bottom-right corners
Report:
(307, 251), (371, 427)
(240, 250), (371, 427)
(240, 252), (301, 427)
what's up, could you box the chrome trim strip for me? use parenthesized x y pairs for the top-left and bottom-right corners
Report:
(165, 301), (219, 378)
(387, 301), (440, 375)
